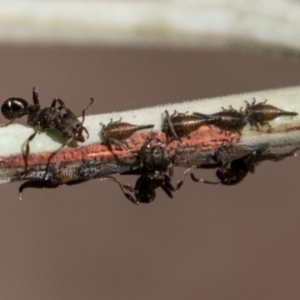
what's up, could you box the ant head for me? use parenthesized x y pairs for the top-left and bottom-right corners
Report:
(58, 113), (88, 143)
(135, 175), (156, 203)
(216, 168), (234, 184)
(1, 97), (29, 120)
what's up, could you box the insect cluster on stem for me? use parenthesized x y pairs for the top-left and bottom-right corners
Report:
(1, 88), (298, 203)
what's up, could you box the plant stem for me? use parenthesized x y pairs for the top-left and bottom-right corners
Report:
(0, 86), (299, 184)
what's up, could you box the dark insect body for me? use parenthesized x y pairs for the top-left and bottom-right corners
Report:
(19, 168), (74, 200)
(193, 106), (248, 133)
(1, 87), (63, 130)
(191, 144), (298, 186)
(163, 110), (204, 141)
(46, 97), (94, 169)
(121, 140), (177, 204)
(245, 99), (298, 130)
(54, 97), (93, 145)
(1, 97), (29, 120)
(1, 87), (65, 170)
(18, 159), (134, 200)
(1, 87), (93, 171)
(133, 173), (175, 203)
(191, 143), (269, 185)
(101, 118), (154, 149)
(214, 154), (256, 185)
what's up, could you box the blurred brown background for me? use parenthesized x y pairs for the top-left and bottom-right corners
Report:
(0, 45), (300, 300)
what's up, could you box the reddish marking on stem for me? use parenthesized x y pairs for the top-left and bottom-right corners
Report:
(0, 126), (240, 169)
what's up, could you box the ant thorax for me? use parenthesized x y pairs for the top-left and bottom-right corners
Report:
(56, 113), (86, 142)
(27, 106), (62, 129)
(141, 141), (172, 173)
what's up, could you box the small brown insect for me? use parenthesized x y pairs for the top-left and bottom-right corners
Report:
(163, 110), (204, 141)
(193, 106), (248, 133)
(101, 118), (154, 149)
(245, 98), (298, 130)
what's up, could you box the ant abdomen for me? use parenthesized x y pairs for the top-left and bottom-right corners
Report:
(135, 175), (156, 203)
(1, 97), (29, 120)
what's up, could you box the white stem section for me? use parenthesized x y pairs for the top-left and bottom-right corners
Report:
(0, 1), (300, 53)
(1, 86), (300, 158)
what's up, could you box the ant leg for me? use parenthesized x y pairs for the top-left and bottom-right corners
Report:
(46, 137), (73, 172)
(159, 180), (174, 198)
(190, 172), (219, 184)
(175, 165), (196, 190)
(164, 110), (179, 141)
(53, 98), (78, 118)
(51, 98), (63, 108)
(168, 165), (174, 178)
(32, 87), (40, 108)
(19, 180), (59, 200)
(51, 98), (72, 115)
(99, 176), (138, 204)
(0, 117), (17, 127)
(81, 97), (94, 124)
(24, 128), (39, 172)
(79, 98), (94, 140)
(82, 126), (89, 140)
(261, 122), (272, 130)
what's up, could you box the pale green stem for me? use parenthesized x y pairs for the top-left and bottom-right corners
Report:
(0, 86), (299, 184)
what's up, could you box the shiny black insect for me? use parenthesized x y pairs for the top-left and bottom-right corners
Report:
(1, 87), (93, 171)
(163, 110), (205, 141)
(1, 87), (65, 170)
(193, 106), (248, 134)
(1, 97), (29, 121)
(245, 99), (298, 130)
(101, 118), (154, 149)
(120, 140), (178, 204)
(191, 145), (298, 186)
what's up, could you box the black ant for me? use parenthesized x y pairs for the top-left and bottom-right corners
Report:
(119, 140), (177, 204)
(120, 139), (193, 204)
(1, 87), (65, 170)
(193, 106), (248, 134)
(244, 98), (298, 130)
(191, 145), (299, 186)
(1, 87), (93, 171)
